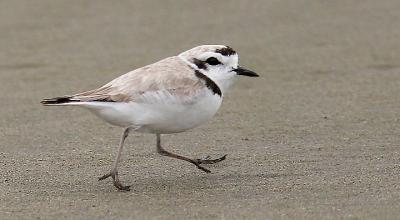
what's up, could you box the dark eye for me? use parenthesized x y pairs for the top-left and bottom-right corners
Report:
(205, 57), (221, 65)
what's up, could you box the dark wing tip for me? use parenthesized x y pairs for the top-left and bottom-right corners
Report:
(41, 96), (77, 105)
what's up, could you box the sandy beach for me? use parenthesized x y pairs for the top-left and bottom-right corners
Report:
(1, 0), (400, 219)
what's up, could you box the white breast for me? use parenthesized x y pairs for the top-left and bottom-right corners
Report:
(81, 89), (223, 134)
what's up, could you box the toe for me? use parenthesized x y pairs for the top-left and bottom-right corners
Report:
(114, 183), (131, 191)
(98, 172), (112, 181)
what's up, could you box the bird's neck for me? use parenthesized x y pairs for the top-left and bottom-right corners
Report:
(206, 73), (236, 96)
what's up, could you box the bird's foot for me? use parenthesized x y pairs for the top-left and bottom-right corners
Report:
(191, 154), (227, 173)
(196, 154), (227, 165)
(99, 169), (131, 191)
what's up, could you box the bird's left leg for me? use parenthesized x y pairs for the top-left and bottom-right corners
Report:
(99, 127), (132, 191)
(156, 134), (226, 173)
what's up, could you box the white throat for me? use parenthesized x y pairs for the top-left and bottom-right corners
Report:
(205, 71), (236, 95)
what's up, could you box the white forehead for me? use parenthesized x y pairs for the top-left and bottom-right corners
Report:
(179, 45), (226, 57)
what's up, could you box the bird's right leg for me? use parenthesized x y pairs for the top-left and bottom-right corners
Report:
(99, 127), (131, 191)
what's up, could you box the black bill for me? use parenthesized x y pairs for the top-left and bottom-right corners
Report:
(233, 66), (259, 77)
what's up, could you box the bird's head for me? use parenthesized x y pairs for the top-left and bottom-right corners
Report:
(178, 45), (258, 94)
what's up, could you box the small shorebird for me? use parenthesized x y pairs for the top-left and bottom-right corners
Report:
(41, 45), (258, 191)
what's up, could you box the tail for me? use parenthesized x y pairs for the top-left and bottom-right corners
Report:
(41, 96), (81, 105)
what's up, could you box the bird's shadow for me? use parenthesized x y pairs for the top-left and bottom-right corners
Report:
(94, 171), (302, 195)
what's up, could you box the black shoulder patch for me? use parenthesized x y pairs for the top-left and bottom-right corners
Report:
(215, 46), (236, 56)
(194, 70), (222, 96)
(193, 58), (207, 70)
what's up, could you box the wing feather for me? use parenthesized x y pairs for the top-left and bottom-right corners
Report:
(71, 56), (206, 103)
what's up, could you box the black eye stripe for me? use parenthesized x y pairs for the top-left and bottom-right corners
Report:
(206, 57), (221, 65)
(193, 58), (207, 69)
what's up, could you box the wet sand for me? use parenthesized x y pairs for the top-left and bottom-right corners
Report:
(1, 0), (400, 219)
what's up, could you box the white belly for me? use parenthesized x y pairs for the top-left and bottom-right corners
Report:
(82, 92), (222, 134)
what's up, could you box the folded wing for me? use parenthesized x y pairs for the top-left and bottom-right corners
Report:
(42, 57), (207, 105)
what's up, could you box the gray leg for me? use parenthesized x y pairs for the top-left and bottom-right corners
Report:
(156, 134), (226, 173)
(99, 127), (132, 191)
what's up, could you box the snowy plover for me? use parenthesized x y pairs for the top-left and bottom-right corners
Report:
(42, 45), (258, 191)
